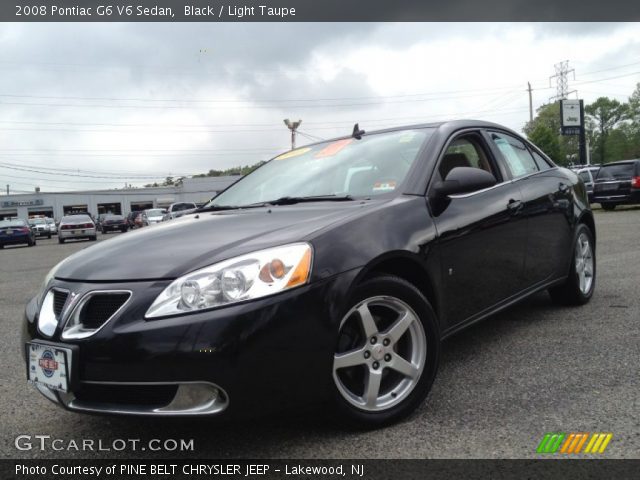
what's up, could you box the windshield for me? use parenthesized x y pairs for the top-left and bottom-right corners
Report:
(207, 129), (433, 208)
(596, 163), (633, 181)
(146, 209), (164, 216)
(29, 218), (46, 225)
(0, 219), (26, 228)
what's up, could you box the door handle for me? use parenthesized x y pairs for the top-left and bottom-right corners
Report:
(507, 199), (522, 213)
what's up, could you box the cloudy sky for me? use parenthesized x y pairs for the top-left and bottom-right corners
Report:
(0, 22), (638, 192)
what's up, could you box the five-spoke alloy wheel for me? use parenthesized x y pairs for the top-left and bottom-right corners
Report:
(332, 276), (439, 427)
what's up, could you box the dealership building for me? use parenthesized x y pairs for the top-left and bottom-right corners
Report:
(0, 176), (239, 221)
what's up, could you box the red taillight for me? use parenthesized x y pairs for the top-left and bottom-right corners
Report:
(61, 225), (71, 230)
(83, 223), (94, 228)
(631, 176), (640, 188)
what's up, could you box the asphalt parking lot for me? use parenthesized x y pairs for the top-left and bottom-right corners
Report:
(1, 209), (638, 459)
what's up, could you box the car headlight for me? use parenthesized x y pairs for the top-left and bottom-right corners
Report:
(145, 243), (313, 318)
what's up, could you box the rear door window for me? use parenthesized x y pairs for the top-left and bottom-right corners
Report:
(531, 150), (553, 171)
(489, 131), (539, 178)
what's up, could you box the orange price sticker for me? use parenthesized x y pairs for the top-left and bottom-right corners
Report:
(314, 139), (353, 159)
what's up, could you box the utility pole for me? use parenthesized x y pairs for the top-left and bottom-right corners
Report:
(283, 119), (302, 150)
(527, 82), (533, 123)
(5, 184), (8, 195)
(549, 60), (576, 102)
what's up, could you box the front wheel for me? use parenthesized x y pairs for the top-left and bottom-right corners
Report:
(332, 275), (440, 428)
(58, 238), (65, 244)
(601, 203), (616, 211)
(549, 224), (595, 305)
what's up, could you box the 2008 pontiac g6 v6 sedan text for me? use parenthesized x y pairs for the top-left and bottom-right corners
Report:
(22, 120), (596, 427)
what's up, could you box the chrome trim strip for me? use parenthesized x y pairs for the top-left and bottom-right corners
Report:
(37, 287), (70, 338)
(50, 381), (229, 416)
(448, 168), (560, 199)
(61, 290), (132, 340)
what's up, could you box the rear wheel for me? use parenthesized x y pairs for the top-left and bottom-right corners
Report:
(601, 203), (616, 211)
(58, 238), (65, 244)
(332, 276), (439, 428)
(549, 223), (595, 305)
(90, 236), (97, 241)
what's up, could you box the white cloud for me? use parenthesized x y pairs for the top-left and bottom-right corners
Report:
(0, 22), (638, 192)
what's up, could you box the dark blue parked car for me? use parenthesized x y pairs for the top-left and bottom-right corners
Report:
(0, 218), (36, 248)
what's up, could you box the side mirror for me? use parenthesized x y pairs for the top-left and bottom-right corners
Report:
(433, 167), (497, 197)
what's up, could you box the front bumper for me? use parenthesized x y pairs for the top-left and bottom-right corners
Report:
(22, 271), (357, 418)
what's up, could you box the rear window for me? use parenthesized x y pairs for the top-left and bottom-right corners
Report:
(0, 219), (26, 228)
(62, 215), (91, 223)
(596, 163), (634, 181)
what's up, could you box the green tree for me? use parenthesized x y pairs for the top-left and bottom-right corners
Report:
(523, 102), (572, 164)
(527, 123), (563, 164)
(585, 97), (628, 163)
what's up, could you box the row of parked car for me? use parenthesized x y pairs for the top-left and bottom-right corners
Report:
(572, 159), (640, 210)
(0, 202), (201, 249)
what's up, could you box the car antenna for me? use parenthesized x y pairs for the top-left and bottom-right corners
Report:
(352, 123), (365, 140)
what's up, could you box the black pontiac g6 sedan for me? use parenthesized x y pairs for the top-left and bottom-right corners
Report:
(23, 120), (596, 427)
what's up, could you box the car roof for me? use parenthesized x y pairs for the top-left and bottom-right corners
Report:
(290, 119), (523, 149)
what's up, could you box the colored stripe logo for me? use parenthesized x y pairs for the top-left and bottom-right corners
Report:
(537, 433), (612, 454)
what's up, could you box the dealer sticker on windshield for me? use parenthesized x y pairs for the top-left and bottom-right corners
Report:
(372, 181), (397, 192)
(275, 147), (311, 160)
(27, 343), (71, 392)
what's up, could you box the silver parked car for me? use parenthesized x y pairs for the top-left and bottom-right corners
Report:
(573, 166), (600, 203)
(162, 202), (197, 221)
(142, 208), (167, 226)
(45, 218), (57, 235)
(58, 214), (97, 244)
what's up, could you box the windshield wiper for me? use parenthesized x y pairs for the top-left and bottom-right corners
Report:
(197, 194), (354, 212)
(260, 194), (354, 206)
(196, 204), (266, 212)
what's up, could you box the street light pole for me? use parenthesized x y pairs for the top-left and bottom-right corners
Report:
(283, 119), (302, 150)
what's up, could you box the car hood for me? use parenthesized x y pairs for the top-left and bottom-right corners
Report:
(54, 201), (382, 281)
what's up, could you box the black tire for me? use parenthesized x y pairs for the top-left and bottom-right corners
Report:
(601, 203), (616, 211)
(47, 234), (51, 239)
(548, 223), (596, 305)
(331, 275), (440, 428)
(0, 245), (4, 249)
(58, 238), (65, 244)
(90, 236), (97, 241)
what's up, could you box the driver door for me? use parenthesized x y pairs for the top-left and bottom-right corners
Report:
(429, 131), (527, 332)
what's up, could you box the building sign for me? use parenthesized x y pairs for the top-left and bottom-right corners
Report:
(560, 99), (584, 136)
(1, 199), (44, 208)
